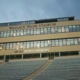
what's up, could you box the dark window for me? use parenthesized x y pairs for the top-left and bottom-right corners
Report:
(47, 27), (51, 33)
(73, 25), (76, 32)
(76, 25), (80, 31)
(69, 26), (73, 32)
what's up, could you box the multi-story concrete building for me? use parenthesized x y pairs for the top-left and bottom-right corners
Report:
(0, 16), (80, 61)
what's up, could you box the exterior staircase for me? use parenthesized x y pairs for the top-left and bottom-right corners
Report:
(23, 60), (53, 80)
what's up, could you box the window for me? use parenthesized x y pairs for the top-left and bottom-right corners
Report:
(70, 39), (74, 45)
(34, 41), (37, 48)
(31, 42), (34, 48)
(6, 43), (10, 49)
(16, 42), (20, 49)
(41, 41), (44, 47)
(29, 21), (35, 24)
(52, 40), (55, 46)
(0, 44), (2, 50)
(27, 29), (30, 35)
(69, 26), (73, 32)
(55, 40), (59, 46)
(65, 26), (69, 32)
(24, 42), (27, 48)
(3, 44), (7, 49)
(54, 27), (58, 33)
(44, 28), (47, 34)
(0, 32), (4, 37)
(25, 21), (35, 24)
(23, 30), (27, 36)
(9, 22), (24, 26)
(30, 29), (33, 35)
(74, 38), (78, 45)
(4, 31), (7, 37)
(13, 43), (16, 49)
(6, 31), (11, 37)
(16, 30), (20, 36)
(0, 25), (80, 38)
(63, 39), (67, 46)
(20, 42), (24, 49)
(78, 38), (80, 44)
(25, 21), (30, 24)
(44, 40), (48, 47)
(41, 28), (44, 34)
(59, 39), (62, 46)
(47, 27), (51, 33)
(62, 27), (65, 32)
(73, 25), (76, 32)
(76, 25), (80, 31)
(57, 19), (63, 22)
(37, 28), (40, 34)
(1, 38), (80, 50)
(20, 30), (24, 36)
(57, 18), (68, 22)
(11, 31), (14, 37)
(27, 42), (30, 48)
(34, 29), (37, 35)
(51, 27), (54, 33)
(10, 43), (13, 49)
(13, 30), (17, 36)
(0, 23), (8, 26)
(48, 40), (51, 46)
(37, 41), (40, 48)
(58, 27), (62, 33)
(67, 39), (70, 45)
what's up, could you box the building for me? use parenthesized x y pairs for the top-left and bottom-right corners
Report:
(0, 16), (80, 61)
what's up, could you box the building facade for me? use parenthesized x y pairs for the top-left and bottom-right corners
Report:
(0, 16), (80, 60)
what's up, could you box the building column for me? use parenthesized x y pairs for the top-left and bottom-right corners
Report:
(4, 55), (6, 62)
(78, 51), (80, 55)
(59, 52), (61, 57)
(40, 53), (42, 58)
(54, 50), (55, 57)
(22, 54), (24, 59)
(9, 55), (10, 61)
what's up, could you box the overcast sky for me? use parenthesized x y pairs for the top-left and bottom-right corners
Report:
(0, 0), (80, 23)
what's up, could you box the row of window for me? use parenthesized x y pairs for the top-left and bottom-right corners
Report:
(9, 21), (35, 26)
(0, 23), (8, 27)
(0, 25), (80, 38)
(0, 38), (80, 50)
(0, 21), (35, 27)
(0, 18), (69, 27)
